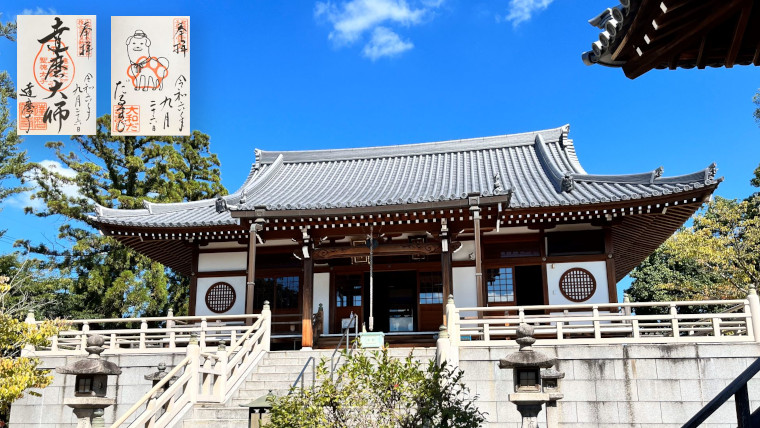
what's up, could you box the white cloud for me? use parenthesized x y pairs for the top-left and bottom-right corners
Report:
(6, 160), (80, 211)
(504, 0), (554, 27)
(20, 7), (57, 15)
(363, 26), (413, 60)
(315, 0), (441, 59)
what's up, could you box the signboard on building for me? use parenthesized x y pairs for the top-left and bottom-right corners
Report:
(111, 16), (190, 136)
(17, 15), (96, 135)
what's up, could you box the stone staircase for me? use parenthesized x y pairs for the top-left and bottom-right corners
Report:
(181, 347), (436, 428)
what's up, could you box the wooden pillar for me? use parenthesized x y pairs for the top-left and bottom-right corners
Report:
(301, 229), (314, 348)
(440, 220), (453, 321)
(540, 229), (550, 306)
(604, 226), (618, 303)
(188, 245), (199, 316)
(471, 202), (484, 308)
(302, 258), (314, 348)
(245, 220), (262, 325)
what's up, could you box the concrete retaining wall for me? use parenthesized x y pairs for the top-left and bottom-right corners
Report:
(459, 342), (760, 428)
(10, 353), (186, 428)
(11, 343), (760, 427)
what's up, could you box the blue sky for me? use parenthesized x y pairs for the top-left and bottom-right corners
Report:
(1, 0), (759, 296)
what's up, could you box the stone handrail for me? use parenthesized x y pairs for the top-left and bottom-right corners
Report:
(444, 296), (760, 348)
(33, 313), (264, 355)
(109, 304), (272, 427)
(197, 314), (270, 402)
(110, 354), (195, 428)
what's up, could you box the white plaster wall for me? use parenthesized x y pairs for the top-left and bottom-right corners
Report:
(546, 260), (609, 305)
(453, 240), (475, 262)
(197, 252), (247, 272)
(195, 276), (246, 316)
(453, 266), (478, 318)
(314, 272), (330, 334)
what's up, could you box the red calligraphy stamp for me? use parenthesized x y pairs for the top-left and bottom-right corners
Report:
(173, 18), (189, 55)
(33, 41), (75, 92)
(112, 104), (140, 133)
(76, 19), (93, 57)
(19, 101), (48, 131)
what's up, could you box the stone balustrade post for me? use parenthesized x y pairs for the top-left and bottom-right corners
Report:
(167, 309), (175, 328)
(187, 335), (201, 402)
(200, 317), (208, 349)
(670, 303), (680, 339)
(214, 342), (229, 400)
(436, 325), (449, 366)
(623, 294), (632, 316)
(167, 309), (176, 349)
(21, 311), (36, 357)
(436, 325), (458, 367)
(140, 319), (148, 349)
(592, 306), (601, 340)
(747, 285), (760, 343)
(262, 301), (271, 351)
(445, 295), (459, 347)
(81, 322), (90, 352)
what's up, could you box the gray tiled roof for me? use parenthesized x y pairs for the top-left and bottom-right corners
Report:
(93, 199), (238, 228)
(92, 125), (720, 228)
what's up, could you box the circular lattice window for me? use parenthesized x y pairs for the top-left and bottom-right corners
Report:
(205, 282), (236, 313)
(559, 268), (596, 302)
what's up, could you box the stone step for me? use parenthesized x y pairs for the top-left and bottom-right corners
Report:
(231, 391), (289, 405)
(240, 382), (299, 390)
(182, 347), (437, 426)
(239, 389), (295, 397)
(245, 372), (310, 382)
(191, 405), (249, 420)
(182, 418), (249, 428)
(258, 355), (333, 366)
(253, 363), (315, 373)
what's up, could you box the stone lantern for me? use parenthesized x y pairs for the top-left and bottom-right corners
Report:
(240, 390), (274, 428)
(541, 368), (565, 427)
(498, 324), (557, 428)
(56, 335), (121, 428)
(144, 362), (177, 395)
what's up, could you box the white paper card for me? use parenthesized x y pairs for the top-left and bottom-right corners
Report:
(17, 15), (96, 135)
(111, 16), (190, 136)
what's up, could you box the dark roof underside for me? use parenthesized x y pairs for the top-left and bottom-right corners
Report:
(584, 0), (760, 79)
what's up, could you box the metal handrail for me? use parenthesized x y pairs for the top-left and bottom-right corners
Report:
(290, 312), (358, 395)
(290, 356), (316, 395)
(331, 312), (358, 380)
(682, 358), (760, 427)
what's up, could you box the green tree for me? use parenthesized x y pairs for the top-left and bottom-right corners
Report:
(23, 115), (226, 318)
(0, 15), (15, 42)
(627, 195), (760, 308)
(0, 16), (24, 212)
(663, 196), (759, 293)
(0, 254), (73, 321)
(627, 245), (737, 315)
(0, 270), (62, 416)
(0, 16), (62, 420)
(628, 92), (760, 306)
(266, 348), (486, 428)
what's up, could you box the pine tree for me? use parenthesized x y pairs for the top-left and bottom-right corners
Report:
(24, 115), (227, 318)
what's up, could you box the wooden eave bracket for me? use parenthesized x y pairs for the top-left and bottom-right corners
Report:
(623, 0), (745, 78)
(312, 240), (462, 260)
